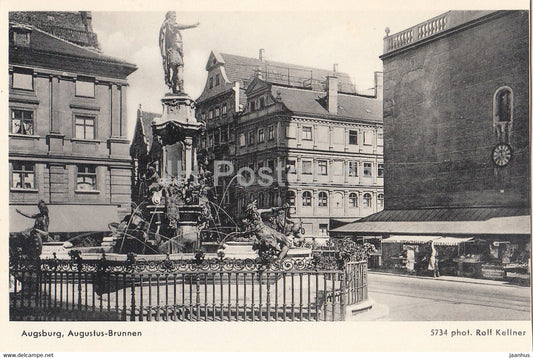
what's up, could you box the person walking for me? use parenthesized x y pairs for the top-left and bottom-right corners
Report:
(428, 240), (440, 278)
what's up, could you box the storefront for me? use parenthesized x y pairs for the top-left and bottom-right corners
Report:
(331, 211), (531, 283)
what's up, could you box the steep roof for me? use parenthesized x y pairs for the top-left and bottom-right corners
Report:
(272, 84), (382, 122)
(137, 110), (160, 150)
(220, 52), (355, 92)
(9, 11), (100, 50)
(10, 24), (135, 69)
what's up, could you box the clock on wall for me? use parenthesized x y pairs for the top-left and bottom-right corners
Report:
(492, 143), (512, 167)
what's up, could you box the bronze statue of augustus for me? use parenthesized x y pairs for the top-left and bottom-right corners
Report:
(159, 11), (199, 93)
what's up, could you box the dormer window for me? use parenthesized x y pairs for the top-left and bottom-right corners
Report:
(10, 26), (31, 47)
(215, 74), (220, 86)
(250, 100), (256, 112)
(209, 77), (213, 89)
(259, 97), (265, 108)
(75, 76), (95, 98)
(12, 67), (33, 91)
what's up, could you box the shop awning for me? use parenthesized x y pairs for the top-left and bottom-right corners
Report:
(9, 204), (119, 233)
(381, 236), (475, 246)
(381, 235), (440, 245)
(434, 237), (474, 246)
(331, 215), (531, 235)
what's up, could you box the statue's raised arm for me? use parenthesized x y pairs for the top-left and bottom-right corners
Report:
(159, 11), (200, 93)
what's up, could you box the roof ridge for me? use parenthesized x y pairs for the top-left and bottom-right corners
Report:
(23, 24), (103, 55)
(219, 51), (352, 79)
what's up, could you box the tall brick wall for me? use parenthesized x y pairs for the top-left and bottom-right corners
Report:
(382, 11), (529, 210)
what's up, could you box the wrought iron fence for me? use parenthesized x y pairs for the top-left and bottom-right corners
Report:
(9, 253), (367, 321)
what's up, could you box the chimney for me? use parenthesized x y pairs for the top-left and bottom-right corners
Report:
(326, 75), (338, 115)
(374, 71), (383, 99)
(333, 63), (338, 74)
(259, 48), (265, 62)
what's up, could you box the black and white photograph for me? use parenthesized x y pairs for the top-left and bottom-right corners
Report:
(2, 0), (532, 354)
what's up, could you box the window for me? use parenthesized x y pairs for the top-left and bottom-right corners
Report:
(378, 163), (384, 178)
(208, 110), (213, 120)
(349, 193), (358, 208)
(215, 107), (220, 118)
(302, 160), (313, 175)
(75, 115), (95, 139)
(496, 89), (512, 122)
(221, 128), (228, 143)
(302, 191), (312, 206)
(250, 101), (256, 112)
(378, 194), (384, 209)
(222, 104), (227, 115)
(318, 160), (328, 175)
(363, 193), (372, 208)
(319, 224), (328, 236)
(12, 162), (35, 189)
(377, 132), (383, 146)
(258, 128), (265, 143)
(12, 68), (33, 90)
(268, 160), (275, 172)
(214, 130), (220, 146)
(286, 160), (296, 174)
(11, 109), (34, 135)
(349, 130), (358, 145)
(269, 192), (276, 206)
(287, 191), (296, 206)
(268, 125), (274, 141)
(215, 74), (220, 86)
(348, 161), (358, 177)
(239, 133), (246, 147)
(208, 133), (213, 147)
(363, 162), (372, 177)
(363, 131), (373, 146)
(302, 126), (312, 140)
(318, 192), (328, 207)
(209, 77), (213, 89)
(258, 193), (265, 208)
(75, 77), (95, 97)
(242, 131), (251, 145)
(259, 97), (265, 109)
(76, 165), (97, 191)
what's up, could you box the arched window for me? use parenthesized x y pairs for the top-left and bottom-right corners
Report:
(349, 193), (358, 208)
(363, 193), (372, 208)
(302, 191), (312, 207)
(287, 191), (296, 206)
(494, 88), (512, 123)
(318, 192), (328, 207)
(493, 86), (514, 144)
(378, 194), (384, 209)
(258, 192), (264, 208)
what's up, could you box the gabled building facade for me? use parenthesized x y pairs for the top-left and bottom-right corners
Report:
(196, 50), (383, 239)
(9, 11), (137, 237)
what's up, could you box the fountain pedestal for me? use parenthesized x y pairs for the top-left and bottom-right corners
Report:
(151, 92), (205, 253)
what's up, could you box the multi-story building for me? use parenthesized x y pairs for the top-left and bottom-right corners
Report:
(333, 11), (530, 279)
(196, 50), (383, 239)
(9, 12), (137, 239)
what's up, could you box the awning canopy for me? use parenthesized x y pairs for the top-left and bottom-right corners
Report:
(381, 235), (474, 246)
(381, 235), (440, 245)
(331, 215), (531, 235)
(434, 237), (474, 246)
(10, 204), (119, 233)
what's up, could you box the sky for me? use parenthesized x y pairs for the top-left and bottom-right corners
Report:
(91, 9), (446, 139)
(85, 1), (526, 140)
